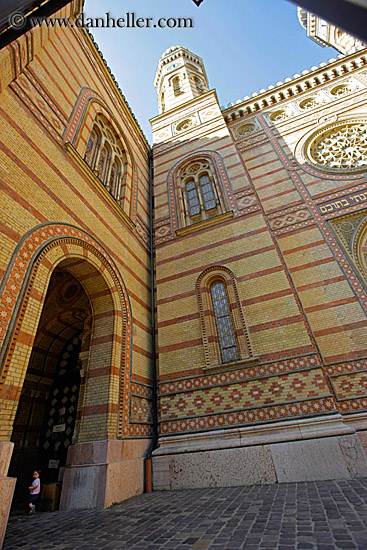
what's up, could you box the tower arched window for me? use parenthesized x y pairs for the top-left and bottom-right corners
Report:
(172, 76), (182, 96)
(195, 76), (204, 93)
(178, 160), (226, 226)
(84, 115), (127, 203)
(161, 92), (166, 113)
(196, 267), (254, 369)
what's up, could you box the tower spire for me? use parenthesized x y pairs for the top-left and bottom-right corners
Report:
(154, 46), (209, 114)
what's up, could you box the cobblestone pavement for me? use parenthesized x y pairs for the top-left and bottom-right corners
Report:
(4, 479), (367, 549)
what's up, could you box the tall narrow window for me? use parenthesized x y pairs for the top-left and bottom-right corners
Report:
(210, 282), (238, 363)
(196, 267), (254, 369)
(84, 127), (101, 169)
(200, 174), (216, 210)
(195, 76), (204, 93)
(97, 143), (111, 184)
(173, 76), (182, 96)
(186, 180), (200, 216)
(161, 92), (165, 113)
(109, 158), (121, 196)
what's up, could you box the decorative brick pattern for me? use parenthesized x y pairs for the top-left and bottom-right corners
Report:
(332, 371), (367, 400)
(159, 354), (321, 393)
(160, 398), (336, 434)
(159, 369), (330, 422)
(269, 208), (312, 230)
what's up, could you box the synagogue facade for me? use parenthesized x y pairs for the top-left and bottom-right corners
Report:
(151, 45), (367, 489)
(1, 0), (367, 545)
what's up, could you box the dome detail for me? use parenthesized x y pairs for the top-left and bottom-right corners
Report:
(160, 46), (181, 58)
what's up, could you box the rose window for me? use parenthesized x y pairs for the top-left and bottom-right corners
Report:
(308, 122), (367, 171)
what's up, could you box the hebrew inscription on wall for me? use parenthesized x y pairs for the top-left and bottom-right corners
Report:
(318, 192), (367, 215)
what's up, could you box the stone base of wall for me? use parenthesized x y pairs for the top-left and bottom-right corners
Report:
(152, 414), (367, 490)
(0, 442), (15, 549)
(60, 439), (149, 510)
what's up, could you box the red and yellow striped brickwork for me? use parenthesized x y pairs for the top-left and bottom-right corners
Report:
(152, 47), (367, 439)
(0, 3), (152, 447)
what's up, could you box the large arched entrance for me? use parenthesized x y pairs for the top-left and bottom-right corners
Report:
(0, 224), (140, 516)
(9, 267), (89, 504)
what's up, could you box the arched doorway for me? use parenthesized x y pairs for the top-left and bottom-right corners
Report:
(0, 224), (137, 513)
(9, 267), (89, 504)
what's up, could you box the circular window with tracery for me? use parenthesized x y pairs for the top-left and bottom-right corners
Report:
(305, 121), (367, 173)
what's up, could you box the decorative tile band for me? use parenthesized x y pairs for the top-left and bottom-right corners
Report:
(159, 398), (336, 435)
(159, 369), (330, 422)
(159, 354), (320, 395)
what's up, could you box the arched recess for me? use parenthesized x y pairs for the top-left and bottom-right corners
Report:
(63, 87), (138, 222)
(353, 218), (367, 280)
(0, 223), (132, 444)
(196, 265), (254, 369)
(167, 150), (238, 232)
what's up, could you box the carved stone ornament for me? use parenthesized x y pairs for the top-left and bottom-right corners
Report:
(173, 114), (198, 134)
(236, 123), (256, 138)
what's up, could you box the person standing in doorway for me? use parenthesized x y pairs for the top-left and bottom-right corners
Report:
(27, 470), (41, 515)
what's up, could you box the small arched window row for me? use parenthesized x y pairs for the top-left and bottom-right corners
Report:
(84, 114), (128, 202)
(178, 159), (226, 227)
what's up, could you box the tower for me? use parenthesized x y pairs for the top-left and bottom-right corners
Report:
(153, 46), (209, 114)
(297, 7), (365, 54)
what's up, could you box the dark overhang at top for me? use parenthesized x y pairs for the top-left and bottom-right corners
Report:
(290, 0), (367, 44)
(0, 0), (73, 49)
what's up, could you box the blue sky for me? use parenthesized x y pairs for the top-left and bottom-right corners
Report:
(84, 0), (337, 142)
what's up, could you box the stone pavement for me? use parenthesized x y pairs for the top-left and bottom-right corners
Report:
(4, 479), (367, 549)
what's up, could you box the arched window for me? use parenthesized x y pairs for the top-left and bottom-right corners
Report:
(84, 126), (101, 169)
(200, 174), (216, 210)
(178, 160), (225, 226)
(161, 92), (166, 113)
(186, 179), (200, 216)
(210, 281), (238, 363)
(196, 267), (254, 369)
(195, 76), (204, 93)
(109, 158), (122, 197)
(97, 142), (111, 184)
(84, 115), (127, 202)
(172, 76), (182, 96)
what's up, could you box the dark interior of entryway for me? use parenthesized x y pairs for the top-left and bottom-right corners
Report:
(9, 267), (90, 506)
